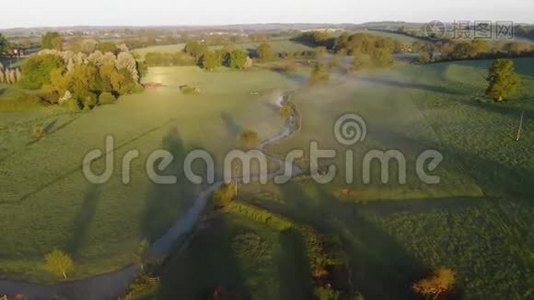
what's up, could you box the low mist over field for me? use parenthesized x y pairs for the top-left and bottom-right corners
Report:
(0, 2), (533, 299)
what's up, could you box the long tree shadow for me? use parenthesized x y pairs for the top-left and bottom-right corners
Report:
(65, 184), (101, 258)
(220, 112), (242, 138)
(157, 215), (249, 299)
(249, 181), (427, 299)
(355, 77), (466, 96)
(370, 125), (534, 199)
(141, 127), (196, 242)
(276, 228), (313, 300)
(270, 67), (308, 84)
(448, 96), (534, 121)
(3, 119), (174, 204)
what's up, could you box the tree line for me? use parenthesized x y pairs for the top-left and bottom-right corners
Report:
(414, 39), (534, 63)
(19, 46), (143, 111)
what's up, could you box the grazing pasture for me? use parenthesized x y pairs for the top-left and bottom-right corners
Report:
(0, 55), (532, 300)
(0, 66), (297, 281)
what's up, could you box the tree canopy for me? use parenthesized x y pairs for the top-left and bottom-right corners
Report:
(44, 249), (73, 279)
(184, 40), (208, 62)
(200, 50), (222, 71)
(20, 53), (65, 89)
(485, 59), (520, 101)
(41, 32), (62, 50)
(228, 49), (249, 69)
(256, 42), (274, 61)
(0, 33), (9, 54)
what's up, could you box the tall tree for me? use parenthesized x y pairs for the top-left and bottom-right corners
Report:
(0, 33), (9, 54)
(42, 32), (62, 50)
(184, 40), (208, 62)
(200, 50), (221, 71)
(256, 42), (274, 61)
(44, 249), (73, 279)
(486, 59), (520, 101)
(227, 49), (249, 69)
(20, 53), (64, 89)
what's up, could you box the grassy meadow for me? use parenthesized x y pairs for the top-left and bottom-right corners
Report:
(154, 58), (534, 299)
(133, 38), (314, 60)
(0, 66), (298, 281)
(0, 52), (532, 300)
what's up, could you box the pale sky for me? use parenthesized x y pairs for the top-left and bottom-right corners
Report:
(1, 0), (533, 29)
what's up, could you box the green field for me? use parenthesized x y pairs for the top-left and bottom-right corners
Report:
(0, 56), (533, 299)
(0, 66), (298, 281)
(153, 58), (534, 299)
(133, 39), (314, 60)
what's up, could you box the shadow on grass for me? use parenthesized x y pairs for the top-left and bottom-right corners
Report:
(277, 228), (313, 300)
(141, 127), (195, 241)
(270, 67), (308, 84)
(450, 96), (534, 121)
(370, 125), (534, 199)
(3, 119), (174, 205)
(65, 184), (101, 258)
(220, 112), (242, 138)
(249, 182), (426, 299)
(157, 215), (249, 299)
(356, 77), (465, 96)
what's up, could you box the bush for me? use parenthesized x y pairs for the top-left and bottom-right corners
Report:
(19, 54), (64, 89)
(99, 92), (116, 105)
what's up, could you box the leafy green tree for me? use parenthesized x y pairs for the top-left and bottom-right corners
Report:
(200, 50), (221, 71)
(0, 33), (9, 54)
(256, 42), (274, 61)
(184, 40), (208, 61)
(310, 63), (330, 84)
(20, 54), (64, 89)
(44, 249), (73, 279)
(41, 32), (62, 50)
(485, 59), (520, 101)
(227, 49), (249, 69)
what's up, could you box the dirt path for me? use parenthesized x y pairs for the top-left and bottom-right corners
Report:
(0, 92), (302, 300)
